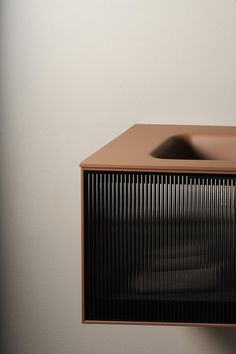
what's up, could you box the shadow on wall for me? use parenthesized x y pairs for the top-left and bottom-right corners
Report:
(202, 328), (236, 354)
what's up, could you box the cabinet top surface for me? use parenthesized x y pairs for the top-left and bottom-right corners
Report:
(80, 124), (236, 173)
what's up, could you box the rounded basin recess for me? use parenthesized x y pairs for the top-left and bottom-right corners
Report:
(151, 134), (236, 161)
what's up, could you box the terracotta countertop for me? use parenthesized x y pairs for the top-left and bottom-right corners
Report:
(80, 124), (236, 174)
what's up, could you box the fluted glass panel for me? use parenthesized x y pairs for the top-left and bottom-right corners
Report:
(84, 171), (236, 324)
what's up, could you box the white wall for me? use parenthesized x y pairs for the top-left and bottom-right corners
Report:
(1, 1), (236, 353)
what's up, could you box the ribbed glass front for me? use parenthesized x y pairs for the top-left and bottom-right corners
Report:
(83, 171), (236, 324)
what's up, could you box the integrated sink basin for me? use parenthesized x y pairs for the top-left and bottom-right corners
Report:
(151, 134), (236, 161)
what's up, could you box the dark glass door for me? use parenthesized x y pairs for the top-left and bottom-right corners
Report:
(83, 171), (236, 324)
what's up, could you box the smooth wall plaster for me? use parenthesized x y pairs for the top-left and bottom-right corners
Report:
(1, 1), (236, 353)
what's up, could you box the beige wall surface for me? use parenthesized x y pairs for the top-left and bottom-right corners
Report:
(1, 1), (236, 353)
